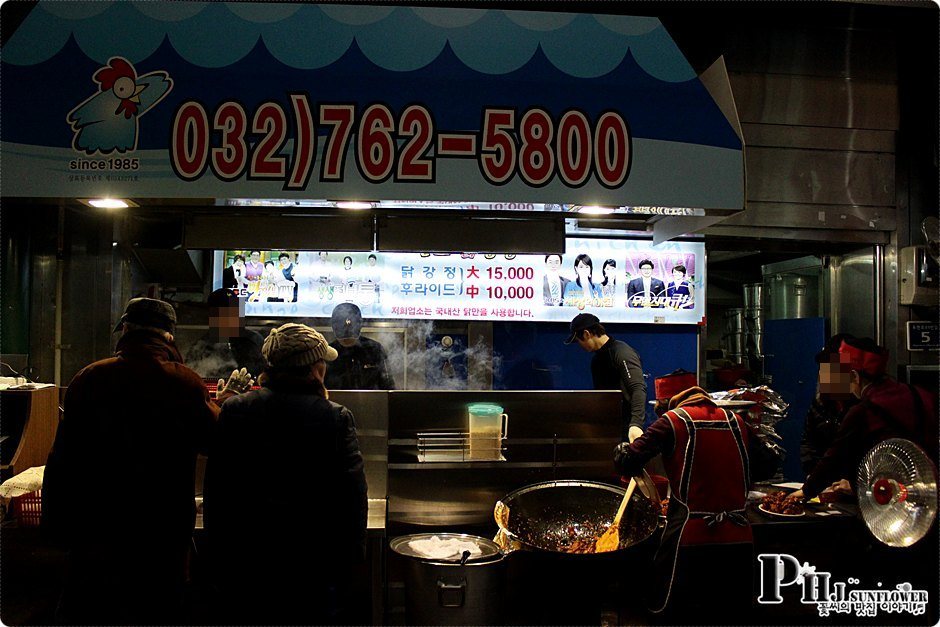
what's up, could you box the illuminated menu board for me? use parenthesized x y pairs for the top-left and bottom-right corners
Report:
(216, 238), (704, 324)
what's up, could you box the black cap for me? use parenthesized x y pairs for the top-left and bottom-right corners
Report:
(331, 302), (363, 340)
(814, 332), (855, 364)
(207, 287), (239, 308)
(113, 297), (177, 334)
(564, 313), (600, 344)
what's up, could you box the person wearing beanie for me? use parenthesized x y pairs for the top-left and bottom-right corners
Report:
(613, 374), (778, 621)
(42, 297), (251, 623)
(324, 303), (396, 390)
(204, 322), (368, 624)
(790, 336), (937, 502)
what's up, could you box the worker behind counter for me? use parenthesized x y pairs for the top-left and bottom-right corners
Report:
(182, 288), (266, 381)
(565, 313), (646, 441)
(324, 302), (396, 390)
(790, 336), (938, 502)
(613, 374), (780, 621)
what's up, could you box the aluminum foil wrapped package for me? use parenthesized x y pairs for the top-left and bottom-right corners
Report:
(710, 386), (788, 460)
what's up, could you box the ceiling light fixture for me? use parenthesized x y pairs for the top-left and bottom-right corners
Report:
(578, 205), (615, 215)
(87, 198), (130, 209)
(334, 200), (374, 210)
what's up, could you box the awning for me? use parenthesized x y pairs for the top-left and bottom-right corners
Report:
(1, 3), (743, 217)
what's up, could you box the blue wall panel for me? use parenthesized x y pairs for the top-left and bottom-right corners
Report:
(763, 317), (827, 481)
(493, 321), (698, 428)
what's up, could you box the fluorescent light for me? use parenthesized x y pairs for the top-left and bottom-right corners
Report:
(88, 198), (129, 209)
(579, 205), (615, 215)
(334, 201), (374, 210)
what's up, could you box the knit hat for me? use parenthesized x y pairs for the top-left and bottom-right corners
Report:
(838, 337), (888, 377)
(262, 323), (338, 367)
(113, 297), (176, 334)
(331, 303), (363, 340)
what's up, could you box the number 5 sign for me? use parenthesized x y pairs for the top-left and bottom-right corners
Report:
(906, 321), (939, 351)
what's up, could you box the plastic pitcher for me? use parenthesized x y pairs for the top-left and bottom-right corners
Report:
(467, 403), (508, 460)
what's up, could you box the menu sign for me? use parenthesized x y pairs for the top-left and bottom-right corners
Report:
(217, 238), (704, 324)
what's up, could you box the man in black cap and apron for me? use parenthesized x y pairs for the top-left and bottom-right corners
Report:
(324, 302), (395, 390)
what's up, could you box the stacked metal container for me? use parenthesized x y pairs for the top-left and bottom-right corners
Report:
(743, 283), (765, 371)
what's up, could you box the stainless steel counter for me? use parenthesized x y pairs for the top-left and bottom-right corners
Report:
(194, 497), (387, 532)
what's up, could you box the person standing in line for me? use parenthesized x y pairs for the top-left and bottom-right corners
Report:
(42, 297), (252, 624)
(204, 323), (368, 624)
(325, 303), (396, 390)
(565, 313), (646, 441)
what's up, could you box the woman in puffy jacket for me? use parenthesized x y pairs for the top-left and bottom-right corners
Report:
(204, 323), (368, 625)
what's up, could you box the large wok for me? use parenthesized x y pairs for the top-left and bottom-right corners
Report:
(496, 476), (662, 555)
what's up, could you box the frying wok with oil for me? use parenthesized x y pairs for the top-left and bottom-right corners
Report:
(497, 477), (661, 555)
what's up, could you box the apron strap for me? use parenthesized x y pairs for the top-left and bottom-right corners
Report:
(723, 408), (751, 498)
(674, 408), (696, 503)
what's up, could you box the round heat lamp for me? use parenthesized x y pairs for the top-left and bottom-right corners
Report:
(857, 438), (938, 547)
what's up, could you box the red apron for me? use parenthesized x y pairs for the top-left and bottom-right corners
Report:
(651, 404), (752, 613)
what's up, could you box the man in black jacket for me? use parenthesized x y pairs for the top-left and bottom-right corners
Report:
(325, 303), (396, 390)
(182, 288), (265, 380)
(565, 313), (647, 441)
(42, 298), (250, 624)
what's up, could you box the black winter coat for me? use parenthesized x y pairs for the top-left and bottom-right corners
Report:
(204, 382), (368, 597)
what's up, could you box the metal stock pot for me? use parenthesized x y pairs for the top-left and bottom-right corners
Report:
(390, 533), (507, 625)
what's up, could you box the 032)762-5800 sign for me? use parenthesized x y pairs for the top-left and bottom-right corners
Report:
(169, 97), (632, 191)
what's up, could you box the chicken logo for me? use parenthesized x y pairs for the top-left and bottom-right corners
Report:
(67, 57), (173, 155)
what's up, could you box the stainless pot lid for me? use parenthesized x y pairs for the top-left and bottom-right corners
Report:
(390, 533), (502, 563)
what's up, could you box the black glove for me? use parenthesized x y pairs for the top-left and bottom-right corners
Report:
(613, 441), (632, 473)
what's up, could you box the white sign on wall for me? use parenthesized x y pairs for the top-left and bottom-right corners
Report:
(216, 238), (705, 324)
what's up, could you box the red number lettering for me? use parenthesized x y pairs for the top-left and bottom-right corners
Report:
(211, 102), (248, 180)
(557, 111), (592, 186)
(357, 104), (395, 182)
(595, 112), (631, 188)
(518, 108), (554, 186)
(319, 104), (355, 181)
(171, 102), (209, 180)
(480, 108), (516, 184)
(250, 102), (287, 179)
(397, 105), (434, 181)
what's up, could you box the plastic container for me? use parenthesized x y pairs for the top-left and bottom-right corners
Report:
(466, 403), (508, 461)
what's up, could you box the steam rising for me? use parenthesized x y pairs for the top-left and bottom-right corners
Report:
(183, 352), (240, 380)
(369, 319), (502, 390)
